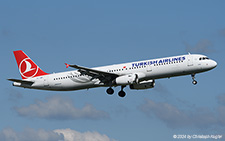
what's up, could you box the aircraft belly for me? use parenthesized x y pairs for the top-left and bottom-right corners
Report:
(49, 79), (97, 91)
(148, 65), (186, 79)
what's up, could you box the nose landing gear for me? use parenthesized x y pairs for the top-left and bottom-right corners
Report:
(191, 74), (197, 85)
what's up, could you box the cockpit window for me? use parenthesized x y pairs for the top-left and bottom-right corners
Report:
(199, 57), (209, 60)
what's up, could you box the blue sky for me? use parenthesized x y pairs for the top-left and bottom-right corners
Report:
(0, 0), (225, 140)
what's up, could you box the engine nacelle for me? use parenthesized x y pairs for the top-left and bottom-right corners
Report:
(130, 80), (155, 90)
(115, 74), (138, 85)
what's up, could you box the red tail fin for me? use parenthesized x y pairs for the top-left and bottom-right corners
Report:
(13, 50), (49, 79)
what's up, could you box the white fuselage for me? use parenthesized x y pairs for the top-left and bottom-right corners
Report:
(13, 54), (217, 91)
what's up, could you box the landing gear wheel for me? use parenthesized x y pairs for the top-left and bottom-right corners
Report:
(118, 91), (126, 97)
(106, 87), (114, 95)
(191, 74), (197, 85)
(192, 80), (197, 85)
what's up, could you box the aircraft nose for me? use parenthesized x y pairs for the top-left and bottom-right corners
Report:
(211, 60), (217, 68)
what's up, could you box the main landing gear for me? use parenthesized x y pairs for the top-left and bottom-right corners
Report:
(106, 86), (126, 97)
(106, 87), (114, 95)
(191, 74), (197, 85)
(118, 86), (126, 97)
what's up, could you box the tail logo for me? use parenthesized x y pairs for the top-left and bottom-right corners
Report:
(19, 58), (38, 78)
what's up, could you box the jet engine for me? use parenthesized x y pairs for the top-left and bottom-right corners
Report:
(130, 80), (155, 90)
(114, 74), (138, 85)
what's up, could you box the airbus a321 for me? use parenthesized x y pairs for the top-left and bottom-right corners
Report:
(8, 50), (217, 97)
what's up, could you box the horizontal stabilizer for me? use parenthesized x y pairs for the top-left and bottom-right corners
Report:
(7, 79), (34, 84)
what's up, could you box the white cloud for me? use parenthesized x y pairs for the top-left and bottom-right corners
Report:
(0, 128), (115, 141)
(54, 128), (115, 141)
(219, 28), (225, 37)
(218, 105), (225, 125)
(184, 39), (214, 54)
(7, 89), (23, 102)
(14, 96), (109, 120)
(217, 94), (225, 105)
(153, 82), (170, 94)
(0, 128), (63, 141)
(139, 97), (225, 129)
(139, 99), (191, 128)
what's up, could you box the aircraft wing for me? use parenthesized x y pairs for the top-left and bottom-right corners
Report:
(7, 79), (34, 84)
(66, 64), (119, 84)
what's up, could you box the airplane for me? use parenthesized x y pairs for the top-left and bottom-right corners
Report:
(8, 50), (217, 97)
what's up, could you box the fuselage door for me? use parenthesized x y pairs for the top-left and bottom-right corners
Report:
(146, 65), (152, 72)
(187, 54), (193, 66)
(43, 76), (49, 87)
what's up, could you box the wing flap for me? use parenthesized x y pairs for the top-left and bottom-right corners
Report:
(66, 64), (119, 84)
(69, 64), (118, 76)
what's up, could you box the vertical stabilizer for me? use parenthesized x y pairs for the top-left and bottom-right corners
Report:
(13, 50), (49, 79)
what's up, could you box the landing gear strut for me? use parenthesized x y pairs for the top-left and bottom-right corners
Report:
(118, 86), (126, 97)
(191, 74), (197, 85)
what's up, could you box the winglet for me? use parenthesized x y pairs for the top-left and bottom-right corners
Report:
(65, 63), (70, 68)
